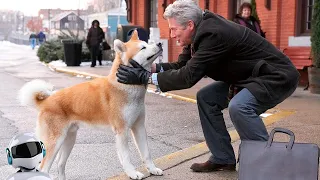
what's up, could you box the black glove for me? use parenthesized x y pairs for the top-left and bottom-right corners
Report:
(116, 59), (151, 85)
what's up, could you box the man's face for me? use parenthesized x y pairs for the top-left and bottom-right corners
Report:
(94, 22), (98, 28)
(168, 18), (194, 47)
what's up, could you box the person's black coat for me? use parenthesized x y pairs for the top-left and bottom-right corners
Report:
(156, 11), (299, 103)
(86, 20), (105, 47)
(233, 14), (265, 38)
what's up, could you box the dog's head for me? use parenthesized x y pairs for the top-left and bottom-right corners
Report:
(113, 30), (163, 72)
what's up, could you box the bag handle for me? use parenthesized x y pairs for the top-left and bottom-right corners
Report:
(266, 128), (295, 149)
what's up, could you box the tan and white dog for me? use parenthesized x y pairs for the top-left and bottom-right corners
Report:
(18, 30), (163, 180)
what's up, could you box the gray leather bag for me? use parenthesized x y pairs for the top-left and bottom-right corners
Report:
(238, 128), (319, 180)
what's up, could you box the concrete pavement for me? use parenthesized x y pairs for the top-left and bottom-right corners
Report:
(47, 61), (320, 180)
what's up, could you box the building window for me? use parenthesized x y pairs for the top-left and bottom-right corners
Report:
(150, 0), (158, 27)
(67, 15), (76, 21)
(205, 0), (210, 10)
(297, 0), (314, 36)
(64, 22), (69, 28)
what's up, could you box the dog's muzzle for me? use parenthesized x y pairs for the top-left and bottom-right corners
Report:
(147, 43), (163, 61)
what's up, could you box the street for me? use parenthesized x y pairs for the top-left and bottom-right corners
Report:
(0, 42), (234, 179)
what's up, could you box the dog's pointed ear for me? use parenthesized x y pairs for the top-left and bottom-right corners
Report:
(129, 30), (139, 41)
(114, 39), (126, 53)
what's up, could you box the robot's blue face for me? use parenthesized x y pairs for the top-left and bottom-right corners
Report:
(11, 142), (42, 158)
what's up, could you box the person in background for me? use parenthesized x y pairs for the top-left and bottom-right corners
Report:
(86, 20), (105, 67)
(233, 2), (265, 38)
(116, 0), (299, 173)
(37, 31), (46, 45)
(29, 33), (37, 50)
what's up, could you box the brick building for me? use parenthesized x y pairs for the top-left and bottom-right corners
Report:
(124, 0), (314, 62)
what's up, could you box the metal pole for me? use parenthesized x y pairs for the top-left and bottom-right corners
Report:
(77, 0), (80, 37)
(117, 0), (121, 25)
(48, 9), (51, 38)
(22, 15), (24, 34)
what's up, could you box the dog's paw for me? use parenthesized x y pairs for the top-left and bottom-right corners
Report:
(126, 170), (144, 180)
(148, 167), (163, 176)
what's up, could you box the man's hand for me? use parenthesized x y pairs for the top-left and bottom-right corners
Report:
(116, 59), (151, 85)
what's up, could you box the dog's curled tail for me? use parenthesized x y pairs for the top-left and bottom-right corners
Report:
(18, 79), (54, 107)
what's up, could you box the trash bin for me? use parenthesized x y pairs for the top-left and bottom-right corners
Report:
(62, 39), (82, 66)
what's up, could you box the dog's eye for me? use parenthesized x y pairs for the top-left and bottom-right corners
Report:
(141, 47), (146, 50)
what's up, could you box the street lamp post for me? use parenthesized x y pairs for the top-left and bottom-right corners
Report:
(21, 15), (24, 34)
(117, 0), (122, 25)
(40, 14), (44, 32)
(18, 13), (24, 45)
(48, 9), (51, 37)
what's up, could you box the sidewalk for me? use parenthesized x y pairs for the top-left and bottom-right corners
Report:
(47, 61), (320, 180)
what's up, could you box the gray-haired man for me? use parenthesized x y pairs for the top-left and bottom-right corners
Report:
(116, 0), (299, 173)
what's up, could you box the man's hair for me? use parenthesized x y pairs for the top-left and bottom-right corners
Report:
(238, 2), (252, 14)
(163, 0), (203, 28)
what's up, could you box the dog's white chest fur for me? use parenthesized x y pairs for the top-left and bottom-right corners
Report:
(122, 87), (146, 126)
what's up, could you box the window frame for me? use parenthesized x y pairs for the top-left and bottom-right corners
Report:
(296, 0), (314, 36)
(125, 0), (132, 23)
(205, 0), (210, 10)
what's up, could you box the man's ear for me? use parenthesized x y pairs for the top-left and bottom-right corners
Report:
(114, 39), (126, 53)
(188, 20), (195, 30)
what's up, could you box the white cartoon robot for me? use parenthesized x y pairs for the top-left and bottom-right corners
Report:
(5, 132), (52, 180)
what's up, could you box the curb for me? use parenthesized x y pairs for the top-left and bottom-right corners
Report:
(47, 64), (105, 78)
(108, 109), (295, 180)
(148, 87), (197, 103)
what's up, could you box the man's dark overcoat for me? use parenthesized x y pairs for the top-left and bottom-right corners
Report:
(156, 11), (299, 103)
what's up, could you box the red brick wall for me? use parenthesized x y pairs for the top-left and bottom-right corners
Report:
(255, 0), (297, 50)
(216, 0), (230, 18)
(130, 0), (298, 62)
(158, 0), (170, 39)
(279, 0), (297, 49)
(199, 0), (205, 9)
(132, 0), (147, 26)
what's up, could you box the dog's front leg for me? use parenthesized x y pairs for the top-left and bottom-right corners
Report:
(131, 114), (163, 176)
(116, 129), (144, 179)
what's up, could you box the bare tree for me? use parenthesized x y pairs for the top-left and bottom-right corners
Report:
(104, 0), (119, 10)
(93, 0), (121, 12)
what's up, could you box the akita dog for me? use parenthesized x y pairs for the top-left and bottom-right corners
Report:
(18, 30), (163, 180)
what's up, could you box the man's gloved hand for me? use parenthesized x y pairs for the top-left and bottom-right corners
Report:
(116, 59), (151, 85)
